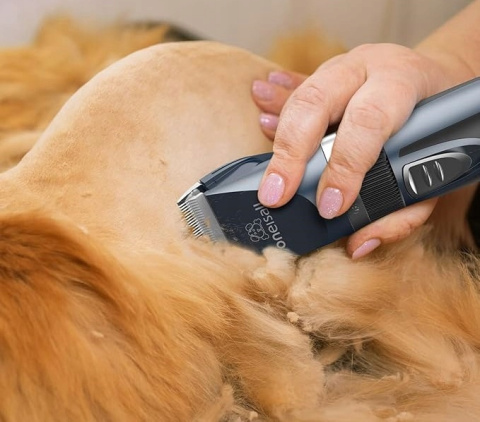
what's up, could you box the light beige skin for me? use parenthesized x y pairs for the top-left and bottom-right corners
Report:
(253, 0), (480, 257)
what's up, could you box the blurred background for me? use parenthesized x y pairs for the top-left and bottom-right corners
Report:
(0, 0), (472, 53)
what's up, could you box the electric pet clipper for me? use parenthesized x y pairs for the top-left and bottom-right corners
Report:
(178, 77), (480, 255)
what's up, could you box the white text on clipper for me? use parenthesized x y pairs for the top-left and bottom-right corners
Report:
(252, 203), (286, 249)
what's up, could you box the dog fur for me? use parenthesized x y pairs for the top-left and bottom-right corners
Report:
(1, 19), (480, 422)
(0, 17), (174, 171)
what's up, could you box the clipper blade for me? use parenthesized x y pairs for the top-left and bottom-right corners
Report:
(177, 184), (227, 242)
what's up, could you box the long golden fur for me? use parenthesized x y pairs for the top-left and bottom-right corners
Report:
(0, 18), (480, 422)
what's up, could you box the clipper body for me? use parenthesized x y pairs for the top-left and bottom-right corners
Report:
(178, 77), (480, 255)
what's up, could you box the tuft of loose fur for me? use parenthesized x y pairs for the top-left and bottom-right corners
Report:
(289, 231), (480, 420)
(4, 208), (480, 420)
(0, 211), (327, 421)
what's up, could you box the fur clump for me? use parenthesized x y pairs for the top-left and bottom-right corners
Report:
(0, 16), (170, 170)
(288, 232), (480, 420)
(4, 210), (480, 421)
(0, 211), (327, 421)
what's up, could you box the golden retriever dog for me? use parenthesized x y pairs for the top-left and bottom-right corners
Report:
(1, 28), (480, 422)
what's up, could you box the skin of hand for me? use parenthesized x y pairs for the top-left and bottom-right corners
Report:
(252, 42), (477, 259)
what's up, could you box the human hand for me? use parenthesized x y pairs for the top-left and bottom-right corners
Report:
(252, 43), (475, 258)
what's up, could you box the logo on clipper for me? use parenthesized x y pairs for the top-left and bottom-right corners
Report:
(248, 203), (286, 249)
(245, 219), (269, 242)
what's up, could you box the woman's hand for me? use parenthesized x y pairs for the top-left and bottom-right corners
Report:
(252, 43), (475, 258)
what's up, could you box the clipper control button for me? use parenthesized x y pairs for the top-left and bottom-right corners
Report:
(434, 160), (445, 181)
(422, 165), (433, 187)
(403, 152), (472, 198)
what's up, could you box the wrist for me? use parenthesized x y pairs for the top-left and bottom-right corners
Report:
(414, 47), (477, 88)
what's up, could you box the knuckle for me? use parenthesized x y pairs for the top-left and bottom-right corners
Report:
(397, 220), (416, 240)
(272, 137), (307, 164)
(383, 212), (424, 244)
(345, 100), (390, 134)
(272, 84), (329, 166)
(350, 43), (376, 56)
(329, 129), (385, 181)
(351, 42), (407, 59)
(316, 53), (347, 71)
(291, 82), (329, 111)
(384, 224), (414, 244)
(327, 148), (366, 183)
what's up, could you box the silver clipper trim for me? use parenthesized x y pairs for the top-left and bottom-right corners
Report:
(177, 184), (227, 242)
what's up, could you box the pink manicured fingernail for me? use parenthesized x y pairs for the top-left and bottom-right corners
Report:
(258, 173), (285, 206)
(268, 71), (293, 88)
(252, 80), (275, 101)
(259, 113), (279, 131)
(318, 187), (343, 219)
(351, 238), (381, 260)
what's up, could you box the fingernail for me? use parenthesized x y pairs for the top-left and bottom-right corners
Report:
(258, 173), (285, 206)
(259, 113), (279, 131)
(318, 187), (343, 219)
(268, 71), (293, 88)
(351, 238), (381, 260)
(252, 80), (275, 101)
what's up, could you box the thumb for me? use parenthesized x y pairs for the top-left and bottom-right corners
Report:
(347, 198), (438, 259)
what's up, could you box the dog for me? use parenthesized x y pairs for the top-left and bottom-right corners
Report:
(1, 24), (480, 422)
